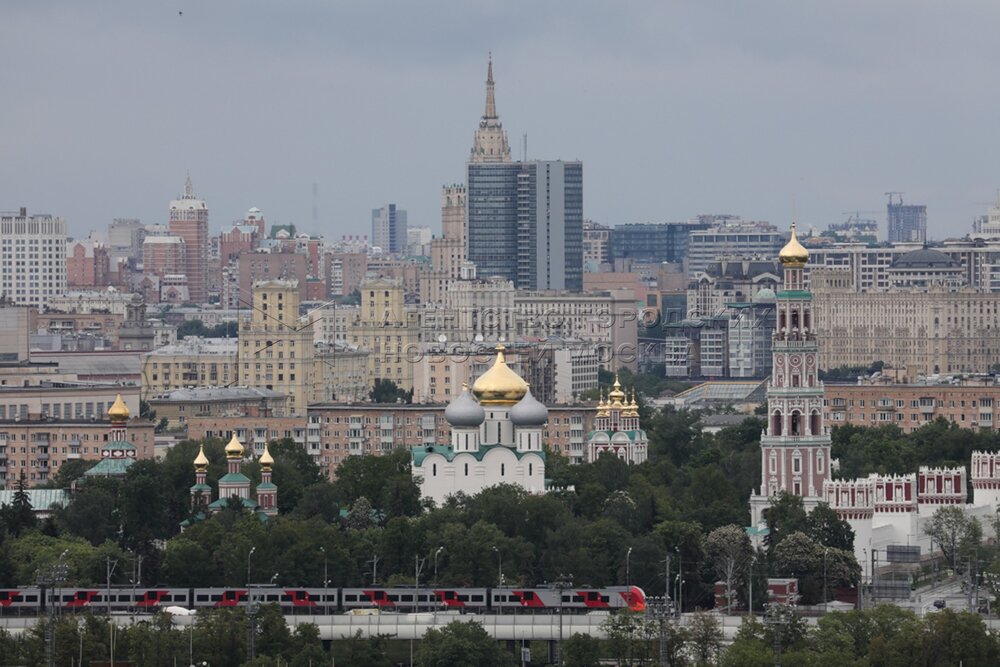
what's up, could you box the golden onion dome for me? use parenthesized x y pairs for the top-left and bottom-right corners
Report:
(625, 389), (640, 417)
(193, 444), (209, 473)
(108, 393), (130, 422)
(608, 375), (626, 407)
(259, 443), (274, 470)
(779, 223), (809, 267)
(596, 391), (608, 417)
(472, 344), (528, 406)
(224, 433), (245, 459)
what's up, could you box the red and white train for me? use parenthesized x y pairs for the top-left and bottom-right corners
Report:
(0, 585), (646, 615)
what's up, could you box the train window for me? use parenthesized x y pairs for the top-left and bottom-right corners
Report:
(196, 595), (210, 602)
(399, 595), (413, 602)
(471, 595), (483, 602)
(572, 595), (584, 603)
(26, 595), (38, 602)
(601, 596), (610, 603)
(345, 594), (358, 602)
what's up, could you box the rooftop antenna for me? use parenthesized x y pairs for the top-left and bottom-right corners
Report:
(522, 134), (527, 162)
(312, 182), (319, 230)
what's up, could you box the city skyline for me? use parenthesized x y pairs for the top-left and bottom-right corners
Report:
(2, 2), (1000, 239)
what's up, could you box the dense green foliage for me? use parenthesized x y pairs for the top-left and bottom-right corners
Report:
(176, 319), (238, 339)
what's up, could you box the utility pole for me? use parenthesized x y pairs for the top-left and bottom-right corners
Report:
(36, 558), (69, 667)
(764, 603), (795, 667)
(105, 557), (118, 616)
(551, 574), (573, 666)
(645, 596), (670, 667)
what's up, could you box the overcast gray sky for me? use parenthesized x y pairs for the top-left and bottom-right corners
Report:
(2, 1), (998, 240)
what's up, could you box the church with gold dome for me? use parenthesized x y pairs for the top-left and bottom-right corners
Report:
(84, 394), (140, 478)
(185, 433), (279, 524)
(586, 377), (648, 464)
(411, 345), (548, 505)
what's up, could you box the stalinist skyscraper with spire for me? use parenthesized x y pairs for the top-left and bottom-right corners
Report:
(470, 56), (512, 164)
(464, 57), (583, 291)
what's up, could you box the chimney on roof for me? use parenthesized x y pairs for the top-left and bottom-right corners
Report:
(19, 207), (26, 217)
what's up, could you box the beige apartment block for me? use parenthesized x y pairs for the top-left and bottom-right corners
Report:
(141, 337), (237, 396)
(237, 279), (314, 416)
(0, 417), (154, 487)
(347, 279), (416, 391)
(811, 269), (1000, 376)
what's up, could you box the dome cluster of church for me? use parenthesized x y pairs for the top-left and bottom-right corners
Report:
(413, 345), (647, 504)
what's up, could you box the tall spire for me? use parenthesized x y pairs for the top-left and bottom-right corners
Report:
(183, 172), (194, 199)
(470, 53), (511, 163)
(484, 52), (497, 120)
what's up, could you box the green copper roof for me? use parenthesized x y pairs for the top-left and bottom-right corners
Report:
(218, 473), (251, 485)
(102, 440), (137, 451)
(411, 443), (546, 467)
(208, 496), (259, 511)
(84, 458), (134, 477)
(776, 290), (811, 300)
(255, 482), (277, 490)
(190, 483), (212, 492)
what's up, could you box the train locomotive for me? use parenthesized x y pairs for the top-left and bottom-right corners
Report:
(0, 585), (646, 615)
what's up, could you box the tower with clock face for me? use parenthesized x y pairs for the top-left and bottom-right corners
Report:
(750, 224), (832, 529)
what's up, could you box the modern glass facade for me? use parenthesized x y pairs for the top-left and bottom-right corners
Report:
(609, 222), (711, 264)
(467, 160), (583, 291)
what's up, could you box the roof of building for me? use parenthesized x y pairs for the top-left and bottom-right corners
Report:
(698, 414), (751, 428)
(218, 472), (251, 485)
(145, 337), (237, 356)
(29, 355), (141, 377)
(672, 380), (768, 405)
(890, 247), (959, 269)
(0, 489), (69, 511)
(150, 387), (286, 402)
(84, 455), (135, 477)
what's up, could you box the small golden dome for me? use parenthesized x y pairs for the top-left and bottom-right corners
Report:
(624, 389), (640, 418)
(108, 393), (130, 422)
(193, 444), (209, 473)
(779, 223), (809, 267)
(224, 433), (245, 459)
(259, 443), (274, 470)
(609, 375), (626, 407)
(472, 344), (528, 406)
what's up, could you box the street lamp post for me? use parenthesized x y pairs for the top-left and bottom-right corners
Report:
(626, 547), (633, 588)
(492, 546), (502, 588)
(433, 546), (444, 586)
(247, 546), (256, 587)
(320, 547), (329, 614)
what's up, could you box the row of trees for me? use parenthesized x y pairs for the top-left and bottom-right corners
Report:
(2, 606), (996, 667)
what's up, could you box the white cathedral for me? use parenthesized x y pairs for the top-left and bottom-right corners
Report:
(412, 345), (548, 505)
(750, 226), (1000, 568)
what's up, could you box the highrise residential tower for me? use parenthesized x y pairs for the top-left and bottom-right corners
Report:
(168, 176), (209, 303)
(0, 208), (67, 308)
(749, 225), (832, 528)
(465, 58), (583, 290)
(886, 194), (927, 244)
(371, 203), (408, 254)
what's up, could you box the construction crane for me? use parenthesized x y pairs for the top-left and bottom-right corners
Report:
(884, 191), (904, 206)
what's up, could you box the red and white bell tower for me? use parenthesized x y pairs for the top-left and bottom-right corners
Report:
(750, 224), (832, 528)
